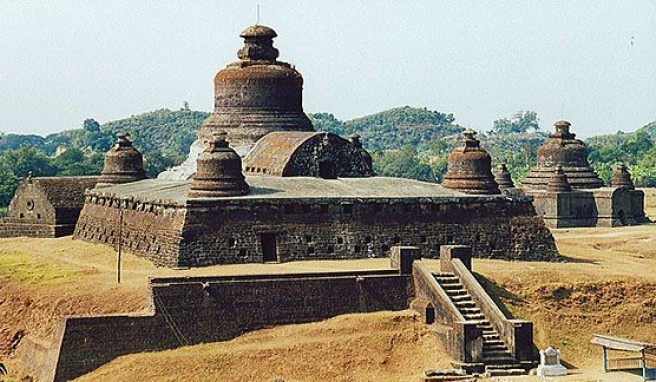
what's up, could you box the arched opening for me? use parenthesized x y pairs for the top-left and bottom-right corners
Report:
(319, 160), (337, 179)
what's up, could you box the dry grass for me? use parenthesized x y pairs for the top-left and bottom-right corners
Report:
(77, 310), (448, 382)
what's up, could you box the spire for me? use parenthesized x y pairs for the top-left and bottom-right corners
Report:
(237, 25), (279, 61)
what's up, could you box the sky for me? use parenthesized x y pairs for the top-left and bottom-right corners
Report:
(1, 1), (655, 138)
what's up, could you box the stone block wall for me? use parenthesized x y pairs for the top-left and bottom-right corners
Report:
(47, 271), (412, 381)
(73, 194), (187, 267)
(529, 187), (647, 228)
(75, 192), (558, 267)
(178, 196), (557, 267)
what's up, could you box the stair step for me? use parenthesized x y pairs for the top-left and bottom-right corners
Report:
(464, 314), (485, 321)
(485, 367), (526, 376)
(447, 290), (468, 297)
(450, 294), (471, 300)
(483, 355), (515, 363)
(441, 284), (465, 291)
(436, 277), (460, 284)
(483, 344), (508, 352)
(454, 301), (476, 308)
(483, 333), (500, 340)
(483, 339), (505, 346)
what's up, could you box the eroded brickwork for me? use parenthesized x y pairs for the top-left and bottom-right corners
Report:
(73, 194), (186, 267)
(75, 191), (558, 267)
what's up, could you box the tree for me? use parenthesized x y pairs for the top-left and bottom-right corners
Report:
(83, 118), (101, 133)
(0, 162), (19, 207)
(372, 145), (435, 182)
(490, 111), (539, 135)
(0, 146), (57, 178)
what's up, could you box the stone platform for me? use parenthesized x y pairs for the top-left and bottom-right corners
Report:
(74, 176), (558, 267)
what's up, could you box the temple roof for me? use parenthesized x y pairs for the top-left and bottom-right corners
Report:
(244, 132), (321, 175)
(27, 176), (99, 208)
(87, 176), (508, 206)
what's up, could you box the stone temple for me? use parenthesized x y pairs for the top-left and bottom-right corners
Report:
(519, 120), (646, 228)
(70, 24), (558, 267)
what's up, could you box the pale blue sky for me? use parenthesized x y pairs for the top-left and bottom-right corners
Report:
(1, 1), (655, 138)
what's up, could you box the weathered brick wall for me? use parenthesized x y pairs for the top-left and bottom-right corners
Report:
(73, 195), (187, 267)
(179, 197), (558, 267)
(75, 192), (557, 267)
(49, 272), (412, 381)
(0, 218), (64, 238)
(282, 133), (373, 177)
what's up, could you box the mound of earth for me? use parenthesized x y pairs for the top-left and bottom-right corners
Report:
(77, 310), (448, 382)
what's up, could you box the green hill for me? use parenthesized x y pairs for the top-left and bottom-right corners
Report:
(310, 106), (464, 152)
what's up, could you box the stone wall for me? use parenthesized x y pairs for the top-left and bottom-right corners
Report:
(73, 194), (187, 267)
(75, 194), (558, 267)
(528, 187), (647, 228)
(45, 271), (412, 381)
(178, 196), (557, 267)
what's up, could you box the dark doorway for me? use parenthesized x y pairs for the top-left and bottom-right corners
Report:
(260, 233), (278, 262)
(319, 160), (337, 179)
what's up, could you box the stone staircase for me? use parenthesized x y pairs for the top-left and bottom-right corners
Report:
(434, 273), (526, 376)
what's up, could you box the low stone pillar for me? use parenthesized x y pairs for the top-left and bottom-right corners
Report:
(440, 245), (472, 273)
(390, 246), (420, 274)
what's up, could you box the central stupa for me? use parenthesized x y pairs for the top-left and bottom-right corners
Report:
(199, 24), (314, 149)
(159, 24), (314, 179)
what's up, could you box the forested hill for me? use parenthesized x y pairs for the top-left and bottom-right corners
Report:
(309, 106), (463, 151)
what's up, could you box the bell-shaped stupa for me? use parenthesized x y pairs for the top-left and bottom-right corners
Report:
(198, 24), (314, 151)
(611, 163), (635, 189)
(523, 120), (604, 189)
(188, 132), (250, 198)
(96, 132), (147, 187)
(441, 130), (500, 194)
(494, 163), (515, 192)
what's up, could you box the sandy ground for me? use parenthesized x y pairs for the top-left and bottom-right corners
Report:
(0, 190), (655, 381)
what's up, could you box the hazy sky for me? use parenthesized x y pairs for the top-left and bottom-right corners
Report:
(1, 1), (655, 138)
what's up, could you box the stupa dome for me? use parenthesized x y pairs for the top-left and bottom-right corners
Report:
(441, 130), (500, 194)
(97, 132), (146, 187)
(197, 24), (314, 150)
(523, 120), (604, 189)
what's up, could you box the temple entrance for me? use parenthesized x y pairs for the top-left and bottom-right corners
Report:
(260, 233), (278, 262)
(319, 160), (337, 179)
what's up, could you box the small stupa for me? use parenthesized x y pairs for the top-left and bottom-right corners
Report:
(96, 132), (147, 187)
(441, 130), (500, 194)
(188, 132), (250, 198)
(348, 134), (374, 173)
(611, 163), (635, 189)
(494, 163), (515, 193)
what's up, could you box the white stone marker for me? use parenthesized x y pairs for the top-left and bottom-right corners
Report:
(537, 347), (568, 377)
